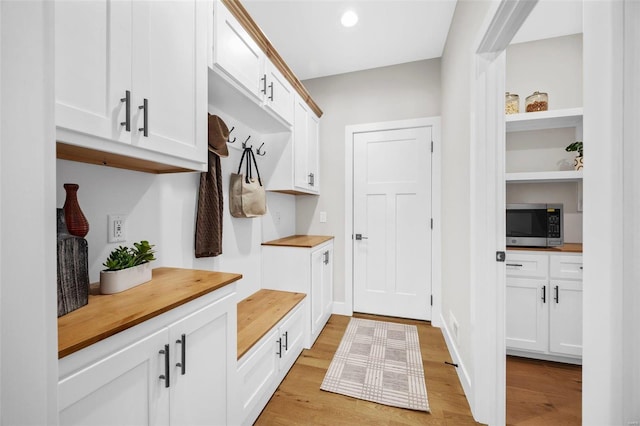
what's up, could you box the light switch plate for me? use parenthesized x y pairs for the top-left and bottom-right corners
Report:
(319, 211), (327, 223)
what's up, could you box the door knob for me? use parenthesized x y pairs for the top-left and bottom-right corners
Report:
(355, 234), (368, 240)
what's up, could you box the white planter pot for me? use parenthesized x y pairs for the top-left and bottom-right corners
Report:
(100, 262), (153, 294)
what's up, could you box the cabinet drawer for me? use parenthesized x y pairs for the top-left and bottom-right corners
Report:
(505, 253), (549, 279)
(550, 255), (583, 280)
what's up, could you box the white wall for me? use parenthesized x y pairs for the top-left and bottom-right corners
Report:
(1, 1), (58, 423)
(56, 112), (296, 302)
(298, 59), (441, 309)
(440, 0), (493, 404)
(505, 34), (583, 243)
(506, 34), (583, 110)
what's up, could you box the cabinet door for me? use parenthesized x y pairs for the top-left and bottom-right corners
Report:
(264, 60), (294, 125)
(310, 247), (325, 340)
(293, 96), (310, 191)
(306, 111), (320, 193)
(505, 252), (548, 279)
(58, 329), (169, 426)
(169, 301), (231, 426)
(132, 0), (207, 163)
(549, 280), (583, 357)
(212, 1), (264, 101)
(550, 255), (583, 280)
(505, 277), (549, 352)
(237, 328), (280, 421)
(55, 0), (132, 145)
(279, 303), (305, 370)
(322, 245), (334, 324)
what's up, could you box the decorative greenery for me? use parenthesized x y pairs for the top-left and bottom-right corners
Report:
(565, 141), (583, 157)
(103, 240), (156, 271)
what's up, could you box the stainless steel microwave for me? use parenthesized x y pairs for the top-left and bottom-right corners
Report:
(506, 203), (563, 247)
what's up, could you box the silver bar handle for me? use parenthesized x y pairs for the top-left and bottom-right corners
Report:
(176, 334), (186, 375)
(159, 344), (170, 388)
(120, 90), (131, 131)
(138, 98), (148, 137)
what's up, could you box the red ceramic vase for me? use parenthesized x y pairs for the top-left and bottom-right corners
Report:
(63, 183), (89, 238)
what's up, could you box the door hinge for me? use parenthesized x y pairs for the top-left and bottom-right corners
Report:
(430, 218), (433, 229)
(496, 251), (506, 262)
(430, 140), (434, 153)
(430, 295), (433, 306)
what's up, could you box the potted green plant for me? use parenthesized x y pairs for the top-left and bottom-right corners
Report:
(565, 141), (583, 170)
(99, 240), (156, 294)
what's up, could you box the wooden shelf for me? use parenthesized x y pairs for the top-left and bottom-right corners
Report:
(262, 235), (334, 248)
(506, 107), (583, 132)
(506, 170), (583, 183)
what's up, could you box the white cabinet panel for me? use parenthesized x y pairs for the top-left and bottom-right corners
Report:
(505, 278), (548, 352)
(59, 329), (169, 426)
(505, 253), (548, 279)
(549, 279), (583, 357)
(133, 0), (207, 163)
(506, 251), (582, 361)
(55, 0), (131, 145)
(169, 302), (231, 425)
(212, 1), (264, 101)
(55, 0), (207, 171)
(237, 328), (280, 417)
(264, 61), (294, 125)
(550, 255), (583, 280)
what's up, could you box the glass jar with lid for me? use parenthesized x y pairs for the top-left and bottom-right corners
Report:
(505, 92), (519, 114)
(525, 91), (548, 112)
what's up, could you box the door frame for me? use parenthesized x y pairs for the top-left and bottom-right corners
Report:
(343, 117), (441, 326)
(469, 1), (537, 423)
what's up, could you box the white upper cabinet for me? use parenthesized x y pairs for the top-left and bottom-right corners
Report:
(131, 0), (207, 164)
(264, 60), (294, 125)
(55, 0), (132, 146)
(210, 1), (294, 129)
(55, 0), (207, 172)
(293, 96), (320, 194)
(211, 0), (265, 102)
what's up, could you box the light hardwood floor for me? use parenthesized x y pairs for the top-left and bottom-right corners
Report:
(506, 356), (581, 425)
(255, 314), (582, 425)
(255, 313), (478, 425)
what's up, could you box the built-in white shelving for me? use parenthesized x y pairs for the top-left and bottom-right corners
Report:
(506, 107), (583, 183)
(506, 170), (583, 183)
(506, 107), (583, 132)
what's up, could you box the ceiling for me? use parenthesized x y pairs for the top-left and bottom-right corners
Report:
(242, 0), (583, 82)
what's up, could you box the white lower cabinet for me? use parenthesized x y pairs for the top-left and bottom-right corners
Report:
(237, 302), (304, 426)
(262, 239), (334, 348)
(58, 289), (236, 426)
(506, 251), (583, 362)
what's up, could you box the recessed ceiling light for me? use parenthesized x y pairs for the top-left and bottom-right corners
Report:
(341, 10), (358, 28)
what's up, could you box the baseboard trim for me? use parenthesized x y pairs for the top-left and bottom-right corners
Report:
(439, 313), (473, 408)
(506, 349), (582, 365)
(332, 301), (352, 316)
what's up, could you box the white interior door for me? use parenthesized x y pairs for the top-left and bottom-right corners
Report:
(353, 126), (432, 320)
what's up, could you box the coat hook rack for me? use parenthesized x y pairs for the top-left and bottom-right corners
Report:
(256, 142), (266, 156)
(227, 126), (236, 143)
(242, 135), (252, 149)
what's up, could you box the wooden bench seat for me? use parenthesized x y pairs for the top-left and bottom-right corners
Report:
(237, 289), (306, 360)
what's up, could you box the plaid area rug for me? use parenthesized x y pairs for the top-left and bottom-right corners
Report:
(320, 317), (430, 412)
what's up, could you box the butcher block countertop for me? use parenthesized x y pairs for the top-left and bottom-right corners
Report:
(58, 267), (242, 359)
(262, 235), (334, 248)
(507, 243), (583, 253)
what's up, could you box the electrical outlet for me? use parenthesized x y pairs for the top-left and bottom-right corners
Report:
(449, 311), (459, 343)
(274, 211), (281, 224)
(108, 214), (126, 243)
(319, 211), (327, 223)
